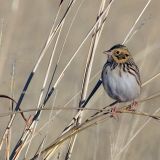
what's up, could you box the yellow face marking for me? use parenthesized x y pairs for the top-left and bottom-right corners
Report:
(112, 49), (130, 63)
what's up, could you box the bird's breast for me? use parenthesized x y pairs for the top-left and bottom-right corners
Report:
(102, 65), (140, 102)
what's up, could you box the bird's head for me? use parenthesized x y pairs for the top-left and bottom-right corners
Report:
(104, 44), (131, 63)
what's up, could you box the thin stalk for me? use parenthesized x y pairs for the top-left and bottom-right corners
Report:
(0, 19), (5, 151)
(123, 0), (152, 44)
(5, 63), (16, 160)
(39, 91), (58, 157)
(0, 89), (160, 118)
(0, 18), (4, 53)
(0, 107), (101, 118)
(33, 137), (46, 160)
(5, 131), (11, 160)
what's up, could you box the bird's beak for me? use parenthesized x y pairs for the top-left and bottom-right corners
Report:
(103, 50), (112, 55)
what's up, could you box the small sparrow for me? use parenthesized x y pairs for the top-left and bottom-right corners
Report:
(101, 44), (141, 103)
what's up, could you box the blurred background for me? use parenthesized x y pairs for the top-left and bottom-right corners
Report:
(0, 0), (160, 159)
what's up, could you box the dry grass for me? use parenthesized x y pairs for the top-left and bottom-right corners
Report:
(0, 0), (160, 159)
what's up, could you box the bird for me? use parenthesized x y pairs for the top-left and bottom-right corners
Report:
(101, 44), (141, 105)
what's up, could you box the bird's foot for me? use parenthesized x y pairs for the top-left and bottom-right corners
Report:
(110, 106), (119, 120)
(128, 101), (138, 111)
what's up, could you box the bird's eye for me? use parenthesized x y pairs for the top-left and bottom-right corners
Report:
(125, 54), (129, 57)
(116, 51), (119, 54)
